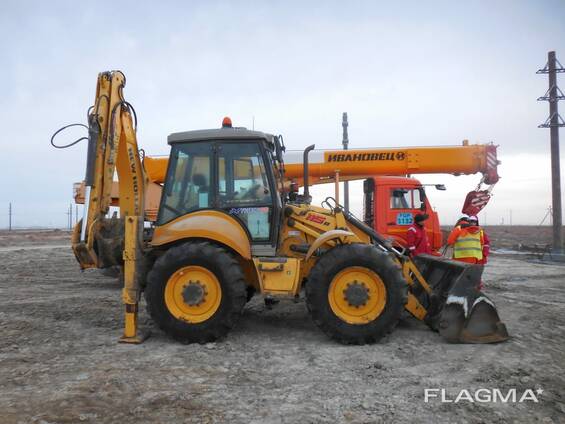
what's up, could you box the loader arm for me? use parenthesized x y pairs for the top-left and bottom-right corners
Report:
(71, 71), (147, 343)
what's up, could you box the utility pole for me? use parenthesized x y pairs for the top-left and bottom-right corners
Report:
(342, 112), (349, 212)
(8, 202), (12, 231)
(538, 51), (565, 251)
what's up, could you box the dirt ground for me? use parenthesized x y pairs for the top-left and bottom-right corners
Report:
(0, 229), (564, 423)
(0, 229), (70, 248)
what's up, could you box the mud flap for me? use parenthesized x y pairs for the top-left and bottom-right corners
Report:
(411, 255), (509, 344)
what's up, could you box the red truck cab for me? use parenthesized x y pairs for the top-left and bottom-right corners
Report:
(363, 176), (443, 251)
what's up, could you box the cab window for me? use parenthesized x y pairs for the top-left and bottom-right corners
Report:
(390, 188), (424, 210)
(158, 142), (212, 225)
(218, 144), (270, 206)
(390, 189), (411, 209)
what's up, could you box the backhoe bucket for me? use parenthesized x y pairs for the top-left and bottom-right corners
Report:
(411, 255), (509, 344)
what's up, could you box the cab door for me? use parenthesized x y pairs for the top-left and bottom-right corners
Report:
(383, 185), (426, 247)
(215, 142), (279, 255)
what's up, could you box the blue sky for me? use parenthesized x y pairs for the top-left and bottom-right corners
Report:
(1, 0), (564, 227)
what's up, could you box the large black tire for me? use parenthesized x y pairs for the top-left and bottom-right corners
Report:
(145, 241), (247, 343)
(305, 244), (408, 344)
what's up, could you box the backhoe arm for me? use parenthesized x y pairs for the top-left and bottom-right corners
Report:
(72, 71), (145, 266)
(71, 71), (147, 343)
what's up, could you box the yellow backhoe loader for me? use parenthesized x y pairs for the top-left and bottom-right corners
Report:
(55, 71), (508, 345)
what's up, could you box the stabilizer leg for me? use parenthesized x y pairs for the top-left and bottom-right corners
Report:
(119, 216), (150, 344)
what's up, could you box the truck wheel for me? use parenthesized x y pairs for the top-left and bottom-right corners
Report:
(145, 241), (246, 343)
(305, 244), (407, 344)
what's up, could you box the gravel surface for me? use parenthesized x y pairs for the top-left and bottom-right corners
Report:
(0, 233), (564, 423)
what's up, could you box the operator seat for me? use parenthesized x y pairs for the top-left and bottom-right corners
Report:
(192, 173), (208, 194)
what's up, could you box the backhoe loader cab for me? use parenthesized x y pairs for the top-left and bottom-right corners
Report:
(155, 127), (282, 251)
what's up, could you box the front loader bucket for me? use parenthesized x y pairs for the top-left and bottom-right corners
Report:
(411, 255), (509, 344)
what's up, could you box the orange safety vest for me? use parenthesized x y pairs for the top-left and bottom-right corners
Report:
(453, 229), (484, 260)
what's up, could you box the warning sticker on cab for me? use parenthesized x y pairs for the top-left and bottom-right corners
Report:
(396, 213), (413, 225)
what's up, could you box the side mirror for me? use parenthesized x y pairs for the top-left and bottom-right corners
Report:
(435, 184), (446, 191)
(274, 135), (285, 164)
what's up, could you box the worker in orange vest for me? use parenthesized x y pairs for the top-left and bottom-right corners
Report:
(447, 215), (489, 264)
(407, 213), (432, 257)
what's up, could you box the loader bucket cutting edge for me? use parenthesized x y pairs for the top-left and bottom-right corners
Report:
(411, 255), (509, 344)
(440, 295), (509, 344)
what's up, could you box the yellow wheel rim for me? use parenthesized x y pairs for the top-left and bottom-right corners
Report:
(328, 266), (387, 325)
(164, 265), (222, 324)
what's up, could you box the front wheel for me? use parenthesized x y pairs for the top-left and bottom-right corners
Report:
(145, 241), (247, 343)
(305, 244), (407, 344)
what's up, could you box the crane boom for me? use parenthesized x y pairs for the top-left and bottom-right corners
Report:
(284, 143), (499, 185)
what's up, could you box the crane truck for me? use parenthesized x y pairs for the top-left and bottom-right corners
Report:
(57, 71), (508, 345)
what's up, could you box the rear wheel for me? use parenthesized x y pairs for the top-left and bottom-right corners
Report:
(305, 244), (407, 344)
(145, 241), (246, 343)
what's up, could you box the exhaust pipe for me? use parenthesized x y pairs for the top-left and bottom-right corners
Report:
(303, 144), (315, 203)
